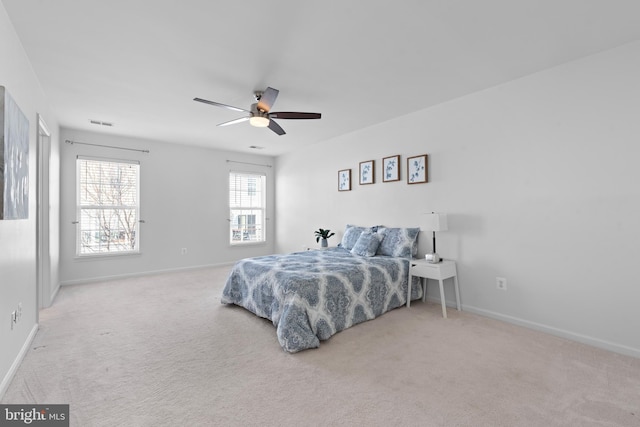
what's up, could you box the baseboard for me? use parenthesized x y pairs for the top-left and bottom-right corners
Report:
(59, 262), (235, 286)
(462, 304), (640, 359)
(0, 324), (39, 400)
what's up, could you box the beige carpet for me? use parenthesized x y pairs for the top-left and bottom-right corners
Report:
(2, 266), (640, 426)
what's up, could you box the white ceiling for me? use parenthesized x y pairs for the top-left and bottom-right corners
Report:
(3, 0), (640, 156)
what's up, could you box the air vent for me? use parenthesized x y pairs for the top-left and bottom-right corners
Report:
(89, 119), (114, 127)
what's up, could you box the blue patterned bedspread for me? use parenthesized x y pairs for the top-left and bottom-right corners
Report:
(221, 248), (423, 352)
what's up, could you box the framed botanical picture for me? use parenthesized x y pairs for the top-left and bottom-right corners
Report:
(382, 155), (400, 182)
(359, 160), (374, 185)
(338, 169), (351, 191)
(407, 154), (428, 184)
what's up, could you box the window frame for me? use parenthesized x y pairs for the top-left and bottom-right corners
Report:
(75, 155), (141, 257)
(229, 171), (267, 246)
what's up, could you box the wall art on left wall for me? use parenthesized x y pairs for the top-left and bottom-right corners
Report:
(0, 86), (30, 220)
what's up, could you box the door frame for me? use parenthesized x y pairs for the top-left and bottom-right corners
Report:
(36, 114), (51, 312)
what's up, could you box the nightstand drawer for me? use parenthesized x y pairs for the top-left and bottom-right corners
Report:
(410, 261), (456, 279)
(411, 263), (441, 279)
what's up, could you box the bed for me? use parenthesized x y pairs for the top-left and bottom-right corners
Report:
(221, 225), (423, 352)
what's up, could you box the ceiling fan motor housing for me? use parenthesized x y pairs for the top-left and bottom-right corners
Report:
(251, 103), (269, 117)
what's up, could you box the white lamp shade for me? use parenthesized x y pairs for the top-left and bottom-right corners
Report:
(421, 213), (448, 232)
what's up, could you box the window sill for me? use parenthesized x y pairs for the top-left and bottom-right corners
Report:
(229, 242), (267, 248)
(74, 252), (142, 261)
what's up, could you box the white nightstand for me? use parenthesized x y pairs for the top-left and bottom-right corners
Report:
(406, 259), (461, 318)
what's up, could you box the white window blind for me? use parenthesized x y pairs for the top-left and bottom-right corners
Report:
(229, 172), (266, 244)
(76, 156), (140, 256)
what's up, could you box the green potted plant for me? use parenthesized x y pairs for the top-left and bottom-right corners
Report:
(314, 228), (335, 248)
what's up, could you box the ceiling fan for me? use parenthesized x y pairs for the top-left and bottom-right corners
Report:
(193, 87), (321, 136)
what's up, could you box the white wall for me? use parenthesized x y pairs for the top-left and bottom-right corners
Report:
(0, 4), (60, 397)
(275, 41), (640, 357)
(59, 128), (275, 284)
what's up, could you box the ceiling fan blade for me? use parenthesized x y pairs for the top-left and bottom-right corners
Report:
(269, 112), (321, 120)
(268, 119), (286, 135)
(218, 117), (250, 127)
(257, 87), (279, 112)
(194, 97), (250, 113)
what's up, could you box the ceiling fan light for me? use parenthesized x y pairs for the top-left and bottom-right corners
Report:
(249, 116), (270, 128)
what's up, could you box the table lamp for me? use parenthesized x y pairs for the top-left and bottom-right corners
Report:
(421, 212), (448, 263)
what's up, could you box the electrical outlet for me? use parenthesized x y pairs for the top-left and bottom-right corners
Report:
(10, 311), (16, 330)
(181, 248), (187, 255)
(496, 277), (507, 291)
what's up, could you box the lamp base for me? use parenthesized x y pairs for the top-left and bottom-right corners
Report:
(425, 253), (441, 263)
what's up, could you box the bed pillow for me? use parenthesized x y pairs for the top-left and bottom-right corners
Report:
(339, 225), (368, 250)
(376, 227), (420, 258)
(350, 231), (383, 257)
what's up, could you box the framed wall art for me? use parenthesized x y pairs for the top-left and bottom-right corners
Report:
(338, 169), (351, 191)
(359, 160), (374, 185)
(407, 154), (428, 184)
(382, 155), (400, 182)
(1, 86), (30, 220)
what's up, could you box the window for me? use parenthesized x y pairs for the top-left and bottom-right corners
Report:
(76, 157), (140, 256)
(229, 172), (266, 244)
